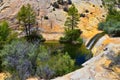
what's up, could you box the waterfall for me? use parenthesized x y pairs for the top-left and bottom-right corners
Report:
(86, 32), (105, 50)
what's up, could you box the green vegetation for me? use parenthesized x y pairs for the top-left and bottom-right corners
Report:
(36, 50), (75, 79)
(102, 0), (120, 9)
(0, 21), (17, 72)
(59, 4), (92, 63)
(98, 0), (120, 36)
(57, 0), (64, 5)
(52, 0), (72, 12)
(17, 4), (45, 41)
(65, 4), (80, 30)
(17, 4), (36, 37)
(0, 40), (75, 80)
(0, 21), (10, 48)
(0, 21), (10, 72)
(60, 4), (82, 44)
(102, 0), (116, 7)
(98, 6), (120, 36)
(0, 3), (93, 80)
(60, 29), (82, 44)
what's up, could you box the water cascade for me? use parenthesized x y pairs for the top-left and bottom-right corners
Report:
(86, 32), (105, 50)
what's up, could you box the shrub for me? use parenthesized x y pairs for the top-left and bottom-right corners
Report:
(68, 0), (72, 4)
(0, 40), (75, 80)
(98, 22), (105, 30)
(106, 7), (120, 21)
(90, 12), (93, 14)
(0, 21), (10, 41)
(63, 7), (68, 12)
(59, 29), (82, 44)
(52, 53), (75, 76)
(102, 15), (105, 17)
(0, 21), (15, 72)
(59, 29), (84, 60)
(98, 7), (120, 37)
(98, 19), (120, 36)
(57, 0), (64, 5)
(0, 21), (10, 49)
(93, 5), (95, 7)
(52, 2), (59, 9)
(25, 30), (45, 43)
(36, 52), (75, 79)
(53, 8), (56, 11)
(0, 40), (38, 80)
(76, 37), (83, 45)
(100, 5), (103, 8)
(44, 16), (49, 20)
(80, 13), (85, 17)
(85, 9), (89, 13)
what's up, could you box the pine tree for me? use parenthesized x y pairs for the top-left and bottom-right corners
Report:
(0, 21), (10, 41)
(17, 4), (36, 36)
(65, 4), (80, 30)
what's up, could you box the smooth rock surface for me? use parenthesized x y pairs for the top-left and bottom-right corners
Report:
(0, 0), (106, 40)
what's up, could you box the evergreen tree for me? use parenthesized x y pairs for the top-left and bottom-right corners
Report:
(0, 21), (10, 41)
(17, 4), (36, 36)
(0, 21), (10, 49)
(0, 21), (10, 72)
(65, 4), (80, 30)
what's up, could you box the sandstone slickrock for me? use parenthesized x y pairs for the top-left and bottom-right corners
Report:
(0, 0), (106, 40)
(92, 35), (120, 56)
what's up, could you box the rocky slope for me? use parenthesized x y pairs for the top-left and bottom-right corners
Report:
(53, 43), (120, 80)
(0, 0), (106, 40)
(92, 35), (120, 56)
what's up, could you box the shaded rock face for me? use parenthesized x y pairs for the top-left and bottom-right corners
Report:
(0, 0), (106, 40)
(53, 43), (120, 80)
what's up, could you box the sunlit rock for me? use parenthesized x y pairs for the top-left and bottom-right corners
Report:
(0, 0), (106, 40)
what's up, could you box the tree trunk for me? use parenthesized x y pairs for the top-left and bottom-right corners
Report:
(28, 22), (31, 36)
(25, 24), (28, 36)
(71, 15), (74, 30)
